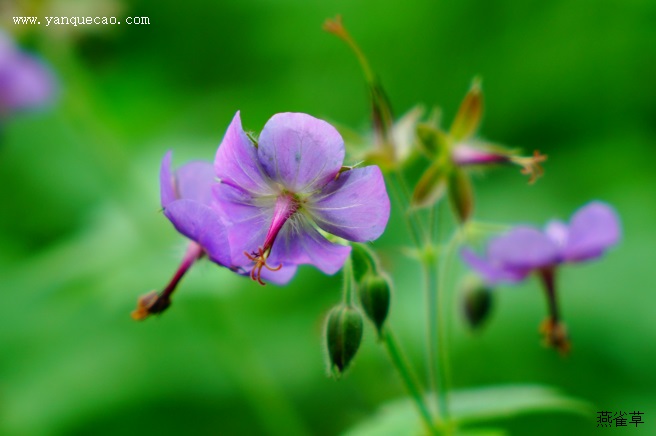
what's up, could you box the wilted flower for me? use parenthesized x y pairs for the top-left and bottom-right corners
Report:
(213, 112), (390, 285)
(412, 79), (547, 218)
(0, 31), (55, 115)
(461, 201), (621, 353)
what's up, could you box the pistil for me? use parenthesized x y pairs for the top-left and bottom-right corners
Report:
(246, 192), (300, 285)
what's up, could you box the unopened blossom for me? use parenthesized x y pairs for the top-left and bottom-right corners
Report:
(213, 112), (390, 285)
(0, 31), (55, 115)
(461, 201), (621, 353)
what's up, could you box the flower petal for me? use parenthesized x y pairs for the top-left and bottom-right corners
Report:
(160, 151), (176, 208)
(175, 161), (216, 206)
(257, 113), (345, 192)
(544, 220), (568, 252)
(163, 199), (231, 266)
(214, 111), (273, 195)
(268, 214), (352, 275)
(308, 166), (390, 242)
(212, 183), (273, 265)
(488, 226), (559, 270)
(564, 201), (620, 262)
(461, 248), (528, 285)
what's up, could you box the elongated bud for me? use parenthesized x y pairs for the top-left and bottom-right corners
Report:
(325, 305), (364, 375)
(448, 167), (474, 223)
(462, 278), (493, 329)
(359, 273), (391, 337)
(450, 77), (483, 142)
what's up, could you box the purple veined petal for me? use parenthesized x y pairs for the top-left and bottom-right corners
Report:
(308, 166), (390, 242)
(258, 264), (298, 285)
(488, 226), (560, 270)
(545, 220), (569, 253)
(257, 113), (345, 193)
(460, 248), (528, 285)
(160, 151), (176, 208)
(175, 160), (217, 206)
(163, 199), (231, 266)
(214, 111), (273, 195)
(563, 201), (620, 262)
(267, 213), (352, 275)
(212, 182), (274, 265)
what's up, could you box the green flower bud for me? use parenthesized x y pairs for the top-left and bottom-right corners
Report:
(462, 279), (493, 329)
(325, 305), (364, 375)
(350, 243), (379, 283)
(359, 273), (391, 336)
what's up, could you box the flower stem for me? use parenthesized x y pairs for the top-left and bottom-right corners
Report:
(342, 256), (355, 304)
(382, 328), (438, 435)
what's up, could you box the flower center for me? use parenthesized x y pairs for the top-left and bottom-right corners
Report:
(245, 192), (301, 285)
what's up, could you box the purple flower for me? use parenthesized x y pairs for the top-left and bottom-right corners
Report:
(461, 201), (620, 353)
(461, 201), (620, 285)
(133, 152), (232, 320)
(0, 31), (56, 115)
(213, 112), (390, 285)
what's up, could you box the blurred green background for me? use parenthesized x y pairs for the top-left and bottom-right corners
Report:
(1, 0), (655, 434)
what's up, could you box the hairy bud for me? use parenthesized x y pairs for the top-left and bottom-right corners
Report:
(462, 279), (493, 329)
(325, 305), (364, 375)
(359, 273), (391, 337)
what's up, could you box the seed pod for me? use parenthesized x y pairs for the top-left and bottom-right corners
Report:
(359, 273), (391, 336)
(325, 305), (364, 375)
(462, 279), (493, 329)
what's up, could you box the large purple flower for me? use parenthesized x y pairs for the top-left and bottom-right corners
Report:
(461, 201), (620, 353)
(213, 112), (390, 285)
(0, 31), (55, 115)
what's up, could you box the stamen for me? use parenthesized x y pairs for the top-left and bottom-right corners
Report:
(244, 247), (282, 286)
(510, 150), (547, 184)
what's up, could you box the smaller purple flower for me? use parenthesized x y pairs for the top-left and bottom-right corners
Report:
(461, 201), (621, 353)
(0, 31), (56, 115)
(214, 112), (391, 285)
(132, 152), (232, 320)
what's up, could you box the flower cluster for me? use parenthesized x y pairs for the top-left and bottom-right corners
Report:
(133, 112), (390, 319)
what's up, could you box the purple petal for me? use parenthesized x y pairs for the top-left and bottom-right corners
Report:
(0, 35), (55, 111)
(175, 161), (216, 206)
(258, 264), (298, 285)
(461, 248), (528, 285)
(257, 113), (345, 193)
(308, 166), (390, 242)
(563, 201), (620, 262)
(267, 214), (352, 275)
(214, 112), (273, 195)
(164, 200), (231, 266)
(212, 183), (274, 265)
(545, 220), (568, 252)
(488, 226), (559, 270)
(160, 151), (176, 208)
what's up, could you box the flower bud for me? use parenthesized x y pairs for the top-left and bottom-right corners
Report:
(448, 167), (474, 223)
(359, 273), (391, 336)
(325, 305), (364, 375)
(461, 279), (493, 329)
(350, 243), (378, 283)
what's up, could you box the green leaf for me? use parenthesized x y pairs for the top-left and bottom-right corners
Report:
(416, 124), (450, 159)
(448, 167), (475, 224)
(450, 77), (483, 142)
(412, 162), (449, 209)
(344, 385), (591, 436)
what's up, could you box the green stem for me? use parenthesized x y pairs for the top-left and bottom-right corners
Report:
(389, 171), (424, 247)
(342, 256), (355, 304)
(382, 329), (438, 435)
